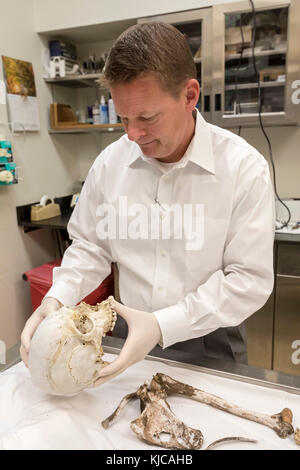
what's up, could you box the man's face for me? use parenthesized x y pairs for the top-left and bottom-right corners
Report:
(110, 74), (198, 163)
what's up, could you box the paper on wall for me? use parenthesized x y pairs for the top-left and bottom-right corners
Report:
(0, 80), (5, 105)
(7, 94), (40, 131)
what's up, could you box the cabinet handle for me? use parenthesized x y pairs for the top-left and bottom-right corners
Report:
(204, 95), (210, 112)
(215, 94), (221, 112)
(276, 274), (300, 280)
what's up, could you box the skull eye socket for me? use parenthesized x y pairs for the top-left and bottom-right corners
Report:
(73, 315), (94, 334)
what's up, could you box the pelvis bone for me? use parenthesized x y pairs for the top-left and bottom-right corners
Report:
(102, 373), (294, 450)
(29, 299), (116, 396)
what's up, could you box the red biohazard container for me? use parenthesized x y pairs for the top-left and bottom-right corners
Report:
(23, 259), (115, 311)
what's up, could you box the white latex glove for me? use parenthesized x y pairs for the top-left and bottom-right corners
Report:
(93, 299), (162, 387)
(20, 297), (62, 367)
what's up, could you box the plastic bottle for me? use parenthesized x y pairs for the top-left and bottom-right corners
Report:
(92, 101), (101, 125)
(100, 95), (109, 124)
(86, 106), (93, 124)
(108, 97), (117, 124)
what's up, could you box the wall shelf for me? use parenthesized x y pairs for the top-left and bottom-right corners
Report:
(225, 80), (286, 91)
(49, 124), (124, 134)
(44, 73), (103, 88)
(225, 46), (287, 61)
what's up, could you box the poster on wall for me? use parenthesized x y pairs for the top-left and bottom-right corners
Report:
(2, 56), (40, 131)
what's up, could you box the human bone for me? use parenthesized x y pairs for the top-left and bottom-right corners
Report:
(295, 428), (300, 445)
(152, 373), (294, 439)
(103, 383), (204, 450)
(102, 372), (294, 449)
(28, 298), (116, 396)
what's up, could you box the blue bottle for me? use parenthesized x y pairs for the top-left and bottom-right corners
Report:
(100, 96), (109, 124)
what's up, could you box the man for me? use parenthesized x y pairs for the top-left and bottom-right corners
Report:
(20, 22), (274, 386)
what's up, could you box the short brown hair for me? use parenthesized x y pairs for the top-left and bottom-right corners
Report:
(101, 22), (197, 98)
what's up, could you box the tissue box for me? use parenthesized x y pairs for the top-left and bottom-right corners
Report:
(31, 202), (61, 221)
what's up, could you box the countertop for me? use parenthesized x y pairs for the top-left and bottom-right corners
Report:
(274, 231), (300, 243)
(16, 203), (300, 244)
(18, 208), (73, 231)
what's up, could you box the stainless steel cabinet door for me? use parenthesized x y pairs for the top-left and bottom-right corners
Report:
(273, 275), (300, 375)
(212, 0), (300, 127)
(274, 243), (300, 376)
(246, 288), (274, 369)
(138, 8), (213, 123)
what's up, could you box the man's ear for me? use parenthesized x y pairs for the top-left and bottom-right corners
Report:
(185, 79), (200, 110)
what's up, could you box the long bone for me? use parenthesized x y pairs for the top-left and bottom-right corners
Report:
(102, 391), (138, 429)
(151, 373), (294, 439)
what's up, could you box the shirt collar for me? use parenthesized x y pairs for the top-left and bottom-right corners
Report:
(126, 108), (215, 174)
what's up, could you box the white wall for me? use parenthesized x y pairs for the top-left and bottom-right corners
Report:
(239, 126), (300, 199)
(0, 0), (81, 350)
(34, 0), (241, 32)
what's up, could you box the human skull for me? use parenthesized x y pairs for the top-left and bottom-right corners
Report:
(28, 298), (116, 396)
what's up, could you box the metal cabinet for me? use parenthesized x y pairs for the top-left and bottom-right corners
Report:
(139, 0), (300, 128)
(273, 243), (300, 376)
(245, 287), (275, 369)
(138, 8), (213, 123)
(212, 0), (300, 127)
(246, 243), (276, 369)
(247, 242), (300, 375)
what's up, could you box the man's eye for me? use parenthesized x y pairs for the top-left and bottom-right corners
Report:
(141, 116), (155, 122)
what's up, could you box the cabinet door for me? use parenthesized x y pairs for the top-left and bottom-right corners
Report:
(138, 9), (213, 123)
(245, 288), (274, 369)
(273, 275), (300, 376)
(212, 0), (300, 127)
(273, 243), (300, 376)
(246, 243), (276, 370)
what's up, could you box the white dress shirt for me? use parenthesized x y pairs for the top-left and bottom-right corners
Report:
(46, 110), (275, 349)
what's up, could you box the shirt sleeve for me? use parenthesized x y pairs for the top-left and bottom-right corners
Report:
(45, 155), (113, 306)
(153, 154), (275, 349)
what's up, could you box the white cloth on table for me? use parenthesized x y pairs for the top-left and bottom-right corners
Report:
(0, 353), (299, 450)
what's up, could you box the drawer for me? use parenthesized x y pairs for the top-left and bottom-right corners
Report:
(276, 242), (300, 277)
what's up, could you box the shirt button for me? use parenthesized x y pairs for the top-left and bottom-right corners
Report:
(161, 251), (166, 257)
(158, 286), (164, 292)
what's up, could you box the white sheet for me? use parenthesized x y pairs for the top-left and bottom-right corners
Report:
(0, 353), (299, 450)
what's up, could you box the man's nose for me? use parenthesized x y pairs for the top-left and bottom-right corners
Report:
(126, 122), (147, 142)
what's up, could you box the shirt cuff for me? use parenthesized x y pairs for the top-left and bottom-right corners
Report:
(153, 304), (191, 349)
(44, 281), (79, 307)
